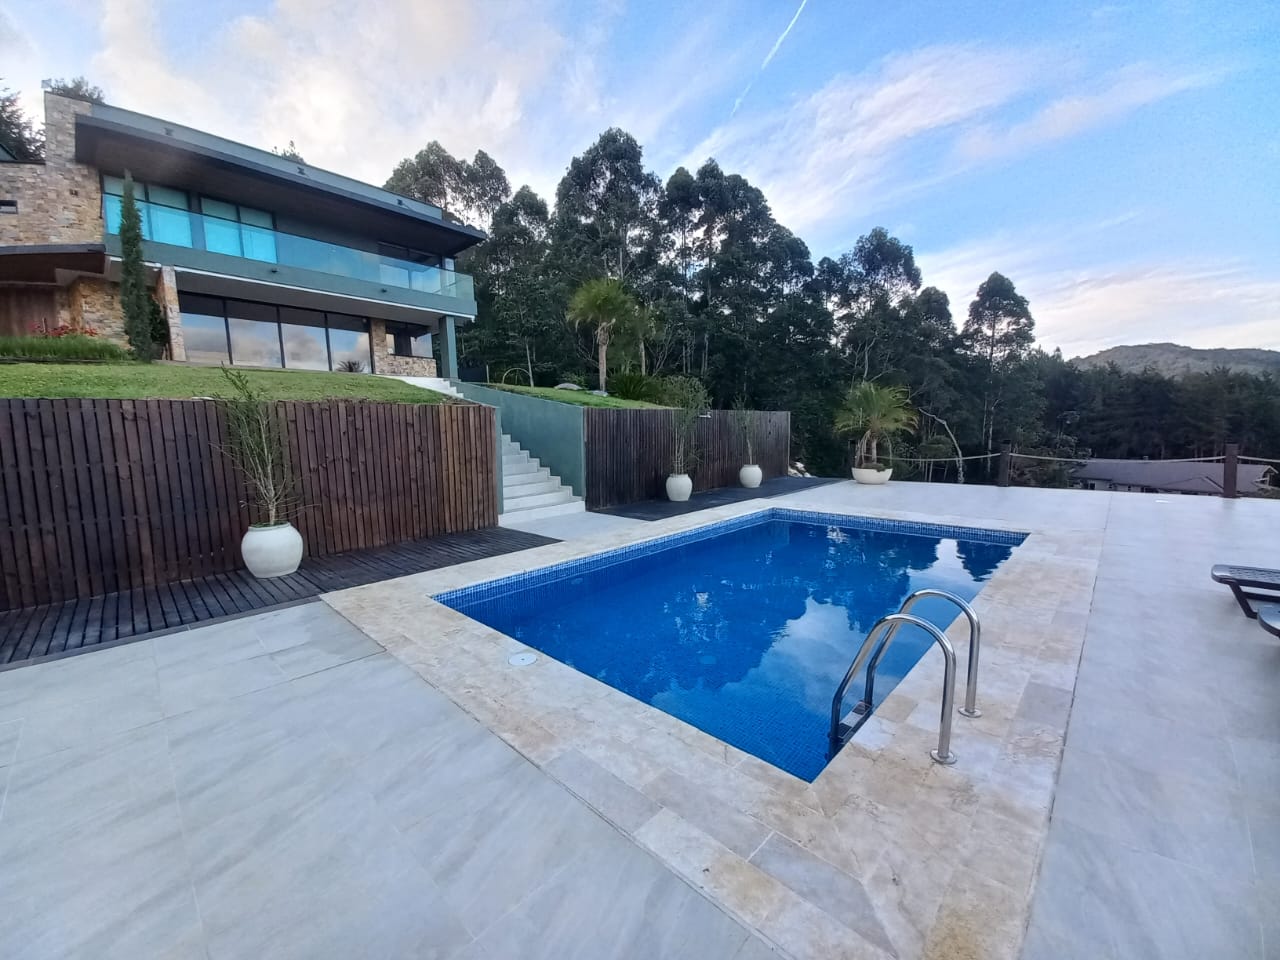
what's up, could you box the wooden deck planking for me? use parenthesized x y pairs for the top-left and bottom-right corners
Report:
(0, 527), (555, 668)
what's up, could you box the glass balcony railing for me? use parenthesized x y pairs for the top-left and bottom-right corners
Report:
(104, 196), (474, 302)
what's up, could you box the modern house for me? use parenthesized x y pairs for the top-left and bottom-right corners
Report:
(1072, 458), (1275, 495)
(0, 92), (483, 377)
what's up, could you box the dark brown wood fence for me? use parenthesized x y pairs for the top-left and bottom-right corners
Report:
(0, 398), (497, 610)
(584, 409), (790, 509)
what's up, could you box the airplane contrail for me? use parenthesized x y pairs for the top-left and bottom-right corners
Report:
(731, 0), (809, 116)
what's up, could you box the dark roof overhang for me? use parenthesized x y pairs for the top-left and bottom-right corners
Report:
(0, 244), (108, 283)
(74, 108), (487, 258)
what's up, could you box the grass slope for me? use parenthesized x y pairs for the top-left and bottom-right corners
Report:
(0, 363), (451, 403)
(487, 383), (665, 409)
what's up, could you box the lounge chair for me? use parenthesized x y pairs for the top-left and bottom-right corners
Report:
(1260, 605), (1280, 639)
(1211, 565), (1280, 619)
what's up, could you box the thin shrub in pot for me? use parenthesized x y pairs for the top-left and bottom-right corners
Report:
(214, 368), (304, 576)
(729, 397), (762, 488)
(663, 375), (709, 476)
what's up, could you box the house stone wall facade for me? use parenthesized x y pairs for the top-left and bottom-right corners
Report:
(0, 94), (142, 346)
(0, 94), (101, 246)
(69, 276), (128, 342)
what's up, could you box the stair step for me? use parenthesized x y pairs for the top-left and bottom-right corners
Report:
(504, 468), (552, 487)
(504, 479), (562, 498)
(385, 375), (462, 398)
(503, 457), (540, 474)
(499, 499), (587, 523)
(503, 488), (577, 510)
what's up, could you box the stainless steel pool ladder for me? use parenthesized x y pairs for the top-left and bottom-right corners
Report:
(857, 590), (982, 720)
(828, 591), (982, 765)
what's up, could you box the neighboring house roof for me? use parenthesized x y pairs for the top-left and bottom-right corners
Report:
(1072, 459), (1275, 494)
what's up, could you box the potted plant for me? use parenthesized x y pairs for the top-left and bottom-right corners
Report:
(663, 376), (709, 501)
(835, 381), (918, 484)
(215, 368), (304, 577)
(730, 398), (762, 489)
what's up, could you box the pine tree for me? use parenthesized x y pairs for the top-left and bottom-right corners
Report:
(118, 174), (156, 361)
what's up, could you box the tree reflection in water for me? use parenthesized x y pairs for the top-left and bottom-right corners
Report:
(453, 518), (1015, 781)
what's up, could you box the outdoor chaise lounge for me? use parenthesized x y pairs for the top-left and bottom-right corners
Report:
(1259, 605), (1280, 639)
(1212, 565), (1280, 619)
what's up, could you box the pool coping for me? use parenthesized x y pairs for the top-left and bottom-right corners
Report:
(324, 486), (1099, 960)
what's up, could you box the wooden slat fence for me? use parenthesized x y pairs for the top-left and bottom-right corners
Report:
(0, 398), (497, 610)
(584, 408), (790, 509)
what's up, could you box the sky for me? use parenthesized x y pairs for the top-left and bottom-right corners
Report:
(3, 0), (1277, 357)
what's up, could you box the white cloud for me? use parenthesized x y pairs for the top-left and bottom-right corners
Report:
(917, 227), (1280, 357)
(955, 62), (1226, 162)
(684, 44), (1046, 234)
(80, 0), (745, 203)
(89, 0), (568, 191)
(1034, 263), (1280, 356)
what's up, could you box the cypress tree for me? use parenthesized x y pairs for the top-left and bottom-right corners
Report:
(118, 174), (156, 361)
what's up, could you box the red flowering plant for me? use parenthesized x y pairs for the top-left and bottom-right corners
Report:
(29, 323), (99, 338)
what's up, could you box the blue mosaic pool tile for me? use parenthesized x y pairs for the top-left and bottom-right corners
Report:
(770, 508), (1028, 546)
(433, 508), (1027, 608)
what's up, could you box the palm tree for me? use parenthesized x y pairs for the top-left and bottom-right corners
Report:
(834, 381), (918, 468)
(568, 278), (635, 391)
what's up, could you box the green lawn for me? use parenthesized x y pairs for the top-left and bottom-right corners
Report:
(0, 363), (452, 403)
(486, 383), (666, 409)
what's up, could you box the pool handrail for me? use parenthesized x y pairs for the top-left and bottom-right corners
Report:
(829, 612), (959, 765)
(858, 589), (982, 720)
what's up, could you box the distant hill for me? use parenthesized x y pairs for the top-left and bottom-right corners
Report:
(1072, 343), (1280, 378)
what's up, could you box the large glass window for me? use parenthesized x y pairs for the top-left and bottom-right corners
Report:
(198, 197), (278, 263)
(386, 320), (433, 359)
(279, 307), (330, 370)
(178, 294), (231, 365)
(227, 301), (282, 368)
(102, 176), (193, 247)
(176, 294), (370, 372)
(199, 198), (243, 257)
(377, 242), (442, 293)
(327, 314), (371, 372)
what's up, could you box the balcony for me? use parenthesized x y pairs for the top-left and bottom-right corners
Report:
(103, 197), (476, 316)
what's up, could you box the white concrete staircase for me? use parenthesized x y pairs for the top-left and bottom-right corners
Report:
(500, 434), (584, 521)
(388, 375), (463, 400)
(386, 376), (583, 521)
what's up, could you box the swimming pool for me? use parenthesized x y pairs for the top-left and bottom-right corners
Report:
(436, 509), (1025, 781)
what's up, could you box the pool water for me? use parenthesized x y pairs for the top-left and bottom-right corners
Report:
(439, 512), (1021, 781)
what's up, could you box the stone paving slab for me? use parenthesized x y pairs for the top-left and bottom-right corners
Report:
(0, 601), (772, 960)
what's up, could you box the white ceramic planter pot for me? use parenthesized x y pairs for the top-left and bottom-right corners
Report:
(666, 473), (693, 502)
(241, 522), (304, 578)
(739, 464), (763, 489)
(851, 466), (893, 485)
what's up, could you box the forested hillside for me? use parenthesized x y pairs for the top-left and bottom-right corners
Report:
(385, 131), (1280, 478)
(1074, 343), (1280, 378)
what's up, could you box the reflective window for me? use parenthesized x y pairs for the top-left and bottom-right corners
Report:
(176, 295), (369, 372)
(377, 242), (442, 292)
(102, 177), (193, 247)
(200, 198), (243, 257)
(279, 307), (329, 370)
(149, 204), (193, 247)
(227, 301), (282, 368)
(199, 198), (277, 263)
(177, 294), (231, 366)
(327, 313), (370, 372)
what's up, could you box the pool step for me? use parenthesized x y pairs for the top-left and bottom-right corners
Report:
(500, 433), (584, 519)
